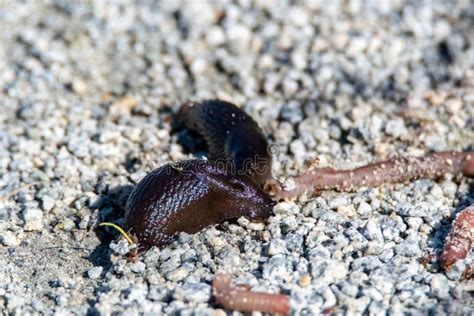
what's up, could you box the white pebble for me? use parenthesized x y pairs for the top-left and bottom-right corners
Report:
(0, 231), (20, 246)
(23, 208), (43, 231)
(87, 266), (103, 279)
(41, 195), (55, 212)
(130, 261), (146, 273)
(267, 239), (286, 256)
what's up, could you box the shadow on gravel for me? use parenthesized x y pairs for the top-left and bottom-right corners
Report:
(87, 184), (134, 270)
(170, 108), (209, 158)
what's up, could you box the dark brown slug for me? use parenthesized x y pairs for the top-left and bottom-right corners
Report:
(124, 159), (275, 250)
(179, 100), (273, 184)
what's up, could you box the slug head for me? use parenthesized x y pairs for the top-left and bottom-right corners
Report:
(195, 160), (276, 220)
(225, 123), (273, 185)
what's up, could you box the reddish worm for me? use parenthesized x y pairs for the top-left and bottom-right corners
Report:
(266, 151), (474, 200)
(440, 205), (474, 270)
(213, 274), (290, 315)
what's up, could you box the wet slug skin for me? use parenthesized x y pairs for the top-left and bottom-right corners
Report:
(124, 160), (275, 250)
(179, 100), (273, 184)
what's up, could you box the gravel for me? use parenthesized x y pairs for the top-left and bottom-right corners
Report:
(87, 267), (103, 280)
(1, 0), (473, 315)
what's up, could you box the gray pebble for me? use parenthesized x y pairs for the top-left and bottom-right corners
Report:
(41, 195), (55, 212)
(267, 239), (287, 256)
(130, 261), (146, 274)
(166, 266), (190, 282)
(395, 238), (421, 257)
(0, 231), (20, 246)
(430, 274), (450, 299)
(87, 266), (103, 279)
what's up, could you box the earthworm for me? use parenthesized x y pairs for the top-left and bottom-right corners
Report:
(212, 273), (290, 315)
(440, 205), (474, 270)
(265, 151), (474, 200)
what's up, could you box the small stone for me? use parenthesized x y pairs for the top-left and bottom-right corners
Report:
(267, 239), (286, 256)
(379, 248), (395, 263)
(226, 24), (251, 53)
(247, 222), (265, 231)
(321, 287), (337, 310)
(363, 287), (383, 301)
(429, 185), (444, 199)
(323, 262), (347, 283)
(406, 217), (423, 230)
(23, 208), (43, 231)
(445, 98), (462, 114)
(166, 267), (189, 282)
(441, 181), (458, 198)
(365, 241), (384, 255)
(62, 218), (75, 231)
(205, 230), (226, 250)
(444, 261), (467, 281)
(206, 26), (225, 46)
(357, 202), (373, 217)
(109, 239), (131, 255)
(190, 58), (207, 75)
(130, 261), (146, 273)
(364, 218), (383, 241)
(385, 119), (407, 138)
(329, 196), (349, 209)
(130, 170), (147, 183)
(298, 275), (311, 287)
(395, 238), (420, 257)
(337, 205), (356, 218)
(110, 96), (137, 115)
(41, 195), (55, 212)
(87, 266), (103, 279)
(78, 215), (90, 229)
(396, 202), (432, 217)
(173, 282), (211, 303)
(273, 201), (299, 215)
(283, 78), (298, 96)
(0, 231), (20, 246)
(430, 274), (450, 299)
(72, 78), (88, 96)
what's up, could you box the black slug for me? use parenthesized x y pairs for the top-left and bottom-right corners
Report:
(179, 100), (273, 184)
(125, 160), (275, 250)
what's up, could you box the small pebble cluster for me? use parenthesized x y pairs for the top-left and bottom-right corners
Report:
(1, 1), (473, 315)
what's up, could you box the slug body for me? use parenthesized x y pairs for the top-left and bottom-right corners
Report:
(180, 100), (273, 184)
(125, 160), (275, 249)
